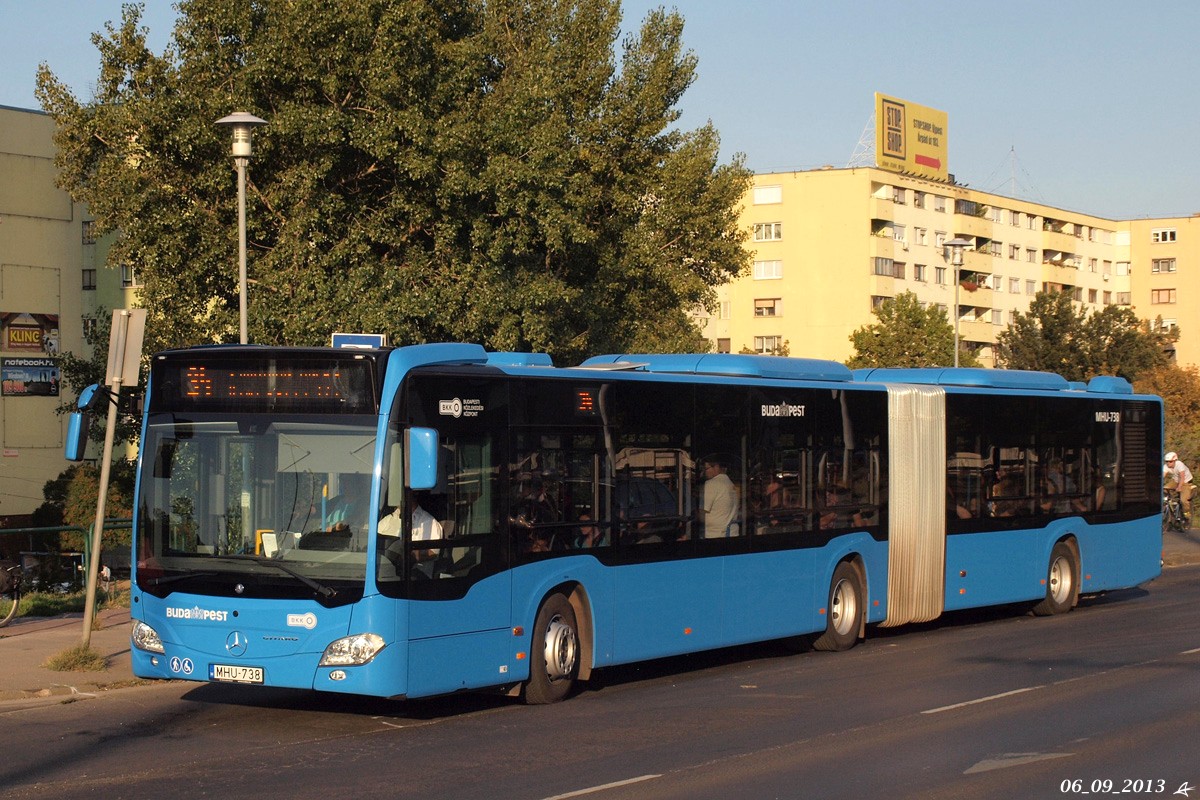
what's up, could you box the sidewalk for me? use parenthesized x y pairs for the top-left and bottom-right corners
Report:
(1, 529), (1199, 703)
(0, 606), (136, 702)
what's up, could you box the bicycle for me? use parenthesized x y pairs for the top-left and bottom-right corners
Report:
(1163, 488), (1188, 533)
(0, 560), (22, 628)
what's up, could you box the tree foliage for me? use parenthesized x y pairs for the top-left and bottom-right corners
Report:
(994, 290), (1173, 382)
(846, 291), (979, 369)
(36, 0), (751, 364)
(1134, 363), (1200, 463)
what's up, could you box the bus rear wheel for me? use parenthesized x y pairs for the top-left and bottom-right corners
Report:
(1033, 542), (1079, 616)
(522, 593), (579, 704)
(812, 561), (863, 652)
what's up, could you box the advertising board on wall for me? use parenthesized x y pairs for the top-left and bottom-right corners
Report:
(1, 357), (60, 396)
(874, 93), (949, 182)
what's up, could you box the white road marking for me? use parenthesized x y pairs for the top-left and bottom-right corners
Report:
(921, 685), (1044, 715)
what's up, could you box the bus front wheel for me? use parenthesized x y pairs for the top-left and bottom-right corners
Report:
(1033, 541), (1079, 616)
(812, 561), (863, 652)
(522, 593), (579, 704)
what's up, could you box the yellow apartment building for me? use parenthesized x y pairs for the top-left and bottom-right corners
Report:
(703, 167), (1192, 369)
(0, 105), (136, 526)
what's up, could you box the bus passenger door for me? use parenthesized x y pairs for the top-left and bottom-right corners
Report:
(404, 433), (514, 697)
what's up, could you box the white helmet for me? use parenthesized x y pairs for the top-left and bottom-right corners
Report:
(1165, 452), (1178, 462)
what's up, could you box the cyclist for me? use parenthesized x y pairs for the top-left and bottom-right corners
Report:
(1163, 452), (1193, 526)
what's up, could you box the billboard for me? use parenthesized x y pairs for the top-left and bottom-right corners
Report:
(875, 93), (948, 182)
(1, 357), (60, 396)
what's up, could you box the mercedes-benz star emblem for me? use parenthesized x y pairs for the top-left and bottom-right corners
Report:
(225, 631), (248, 657)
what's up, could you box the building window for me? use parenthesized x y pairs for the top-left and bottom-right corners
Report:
(870, 296), (889, 310)
(1088, 289), (1098, 304)
(1028, 215), (1039, 230)
(893, 224), (906, 242)
(892, 187), (905, 204)
(935, 231), (947, 248)
(82, 316), (97, 339)
(753, 185), (782, 205)
(121, 264), (143, 288)
(1103, 291), (1112, 305)
(1151, 288), (1176, 304)
(915, 227), (927, 246)
(754, 298), (781, 317)
(1152, 318), (1177, 332)
(754, 335), (782, 354)
(935, 266), (947, 285)
(914, 264), (927, 282)
(1116, 261), (1130, 276)
(82, 269), (97, 290)
(716, 338), (731, 354)
(1025, 248), (1037, 263)
(753, 222), (783, 241)
(1026, 280), (1036, 295)
(1089, 258), (1098, 272)
(753, 260), (782, 280)
(992, 274), (1003, 290)
(1117, 292), (1131, 305)
(913, 191), (925, 209)
(992, 309), (1002, 325)
(873, 257), (895, 277)
(719, 301), (731, 320)
(893, 262), (906, 279)
(1009, 277), (1020, 293)
(82, 220), (97, 245)
(1152, 258), (1177, 273)
(1009, 244), (1019, 260)
(1151, 228), (1177, 243)
(1010, 210), (1021, 226)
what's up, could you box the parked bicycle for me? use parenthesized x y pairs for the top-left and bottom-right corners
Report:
(1163, 487), (1188, 533)
(0, 560), (22, 627)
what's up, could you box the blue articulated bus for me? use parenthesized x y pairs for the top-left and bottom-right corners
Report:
(67, 344), (1163, 703)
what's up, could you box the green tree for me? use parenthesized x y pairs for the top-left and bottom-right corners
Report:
(36, 0), (750, 365)
(995, 290), (1171, 381)
(1134, 363), (1200, 462)
(846, 291), (978, 369)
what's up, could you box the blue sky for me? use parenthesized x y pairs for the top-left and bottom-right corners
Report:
(3, 1), (1197, 220)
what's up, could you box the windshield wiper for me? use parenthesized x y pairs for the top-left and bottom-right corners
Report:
(208, 555), (338, 599)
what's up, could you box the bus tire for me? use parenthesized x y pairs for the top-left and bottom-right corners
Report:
(522, 593), (580, 704)
(812, 561), (863, 652)
(1032, 541), (1079, 617)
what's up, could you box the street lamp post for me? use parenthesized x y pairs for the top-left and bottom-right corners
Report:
(215, 112), (267, 345)
(944, 237), (972, 368)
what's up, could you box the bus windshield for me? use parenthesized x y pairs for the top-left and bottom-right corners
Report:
(136, 413), (378, 602)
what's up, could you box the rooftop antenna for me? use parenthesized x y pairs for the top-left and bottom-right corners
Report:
(847, 113), (875, 168)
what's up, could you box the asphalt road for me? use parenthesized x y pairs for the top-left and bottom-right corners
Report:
(2, 566), (1198, 800)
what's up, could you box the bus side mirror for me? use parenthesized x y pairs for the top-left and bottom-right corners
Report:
(406, 427), (439, 490)
(64, 384), (101, 462)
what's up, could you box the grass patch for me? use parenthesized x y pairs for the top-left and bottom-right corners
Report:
(7, 582), (131, 620)
(18, 591), (87, 617)
(43, 645), (109, 672)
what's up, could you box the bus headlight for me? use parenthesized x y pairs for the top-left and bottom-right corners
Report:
(319, 633), (386, 666)
(131, 620), (165, 654)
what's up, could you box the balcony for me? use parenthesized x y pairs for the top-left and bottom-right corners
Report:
(869, 196), (895, 220)
(957, 318), (997, 345)
(1043, 262), (1079, 286)
(870, 236), (896, 260)
(956, 282), (993, 309)
(1041, 228), (1078, 254)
